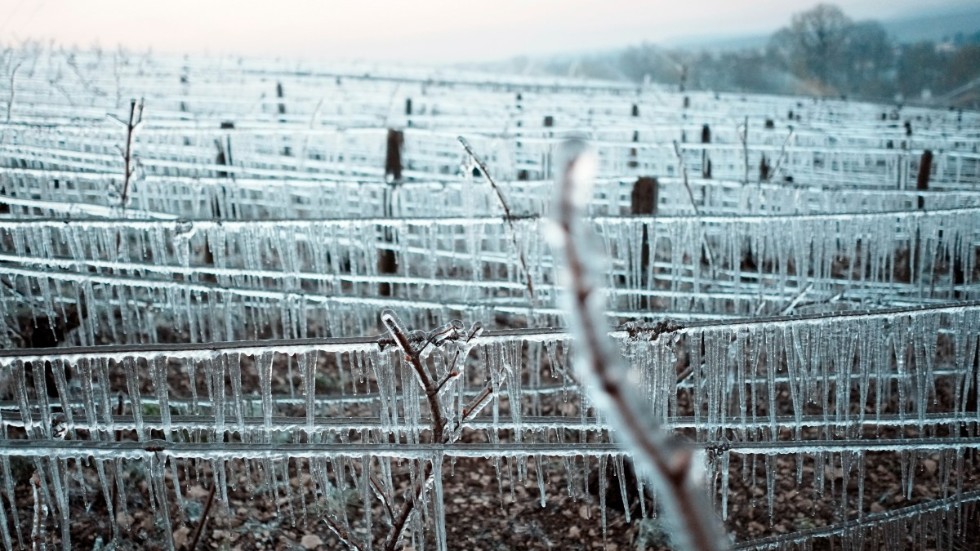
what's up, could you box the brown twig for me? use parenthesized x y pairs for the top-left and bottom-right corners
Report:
(766, 127), (796, 183)
(370, 474), (396, 526)
(458, 136), (536, 303)
(380, 311), (446, 444)
(738, 116), (749, 184)
(553, 138), (726, 551)
(460, 386), (494, 422)
(671, 141), (717, 276)
(185, 483), (216, 551)
(382, 460), (433, 551)
(4, 59), (22, 124)
(30, 472), (46, 551)
(108, 98), (144, 209)
(323, 515), (366, 551)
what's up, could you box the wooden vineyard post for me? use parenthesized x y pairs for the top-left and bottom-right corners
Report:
(201, 120), (236, 280)
(276, 81), (286, 116)
(379, 129), (404, 296)
(913, 149), (933, 288)
(916, 149), (932, 209)
(179, 64), (190, 116)
(544, 115), (554, 177)
(631, 176), (658, 309)
(277, 82), (291, 156)
(385, 129), (403, 183)
(215, 121), (235, 180)
(701, 124), (712, 179)
(629, 130), (640, 169)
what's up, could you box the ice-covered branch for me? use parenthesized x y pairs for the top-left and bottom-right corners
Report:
(107, 98), (144, 209)
(671, 140), (717, 276)
(458, 136), (536, 303)
(378, 310), (485, 551)
(381, 309), (447, 443)
(552, 138), (727, 551)
(4, 59), (22, 124)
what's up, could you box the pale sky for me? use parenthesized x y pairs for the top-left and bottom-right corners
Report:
(0, 0), (975, 63)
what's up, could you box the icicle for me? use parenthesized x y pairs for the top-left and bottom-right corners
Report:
(614, 454), (630, 523)
(259, 351), (275, 442)
(123, 357), (145, 440)
(720, 450), (730, 520)
(535, 454), (547, 508)
(277, 457), (299, 526)
(152, 356), (172, 438)
(150, 452), (176, 551)
(432, 453), (448, 551)
(227, 356), (250, 440)
(166, 456), (186, 528)
(766, 454), (775, 524)
(112, 457), (130, 529)
(265, 457), (282, 519)
(300, 351), (316, 438)
(209, 356), (227, 443)
(0, 479), (11, 551)
(598, 454), (608, 543)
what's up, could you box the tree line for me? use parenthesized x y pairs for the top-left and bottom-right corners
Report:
(531, 3), (980, 107)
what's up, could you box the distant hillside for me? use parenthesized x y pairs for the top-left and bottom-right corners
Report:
(669, 5), (980, 51)
(468, 4), (980, 108)
(883, 5), (980, 43)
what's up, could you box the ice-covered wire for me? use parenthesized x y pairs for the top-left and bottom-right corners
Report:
(551, 138), (727, 551)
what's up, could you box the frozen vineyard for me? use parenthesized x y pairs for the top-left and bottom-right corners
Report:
(0, 47), (979, 550)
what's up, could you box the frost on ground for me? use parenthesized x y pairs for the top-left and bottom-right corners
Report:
(0, 45), (978, 550)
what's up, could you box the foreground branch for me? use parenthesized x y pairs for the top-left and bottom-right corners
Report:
(552, 138), (727, 551)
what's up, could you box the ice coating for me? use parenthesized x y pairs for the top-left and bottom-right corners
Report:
(1, 45), (978, 550)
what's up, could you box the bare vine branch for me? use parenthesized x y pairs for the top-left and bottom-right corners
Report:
(30, 472), (47, 551)
(370, 474), (396, 526)
(4, 59), (22, 124)
(378, 310), (485, 551)
(672, 141), (717, 276)
(458, 136), (536, 303)
(766, 127), (796, 183)
(738, 116), (749, 184)
(381, 310), (447, 444)
(108, 98), (145, 209)
(552, 138), (727, 551)
(185, 483), (216, 551)
(323, 515), (366, 551)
